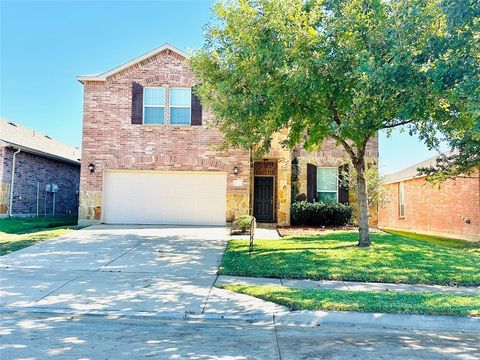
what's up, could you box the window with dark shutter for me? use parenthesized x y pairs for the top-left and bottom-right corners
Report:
(131, 82), (143, 124)
(306, 163), (317, 202)
(338, 164), (350, 204)
(191, 87), (202, 126)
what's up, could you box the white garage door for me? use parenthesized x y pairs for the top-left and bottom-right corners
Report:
(103, 171), (227, 225)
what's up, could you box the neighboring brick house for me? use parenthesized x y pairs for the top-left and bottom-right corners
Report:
(0, 119), (81, 217)
(77, 44), (378, 226)
(378, 155), (480, 241)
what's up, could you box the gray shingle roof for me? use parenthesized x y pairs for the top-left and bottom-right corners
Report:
(0, 118), (81, 165)
(385, 152), (452, 183)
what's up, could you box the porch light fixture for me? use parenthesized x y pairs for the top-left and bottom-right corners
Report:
(233, 166), (239, 175)
(88, 163), (95, 173)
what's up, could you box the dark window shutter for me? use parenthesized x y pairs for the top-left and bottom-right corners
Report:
(131, 82), (143, 124)
(191, 87), (202, 126)
(338, 164), (350, 204)
(306, 163), (317, 202)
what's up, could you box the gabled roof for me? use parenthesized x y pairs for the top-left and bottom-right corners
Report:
(385, 152), (453, 184)
(0, 118), (81, 165)
(77, 43), (188, 83)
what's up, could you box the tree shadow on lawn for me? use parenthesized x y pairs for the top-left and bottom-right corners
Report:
(222, 232), (480, 286)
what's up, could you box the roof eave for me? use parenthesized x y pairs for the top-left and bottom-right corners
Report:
(385, 175), (427, 184)
(76, 43), (189, 84)
(76, 75), (106, 84)
(3, 141), (81, 166)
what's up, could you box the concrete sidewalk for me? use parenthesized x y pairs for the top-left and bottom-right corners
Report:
(216, 275), (480, 295)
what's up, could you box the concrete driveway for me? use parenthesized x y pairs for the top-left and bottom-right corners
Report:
(0, 225), (278, 317)
(1, 225), (480, 359)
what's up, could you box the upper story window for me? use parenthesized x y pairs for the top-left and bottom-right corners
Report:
(399, 182), (405, 218)
(170, 88), (191, 125)
(317, 167), (338, 202)
(143, 87), (166, 124)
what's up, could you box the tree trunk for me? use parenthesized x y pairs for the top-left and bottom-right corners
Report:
(354, 159), (371, 247)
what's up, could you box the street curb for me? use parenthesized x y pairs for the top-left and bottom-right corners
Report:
(1, 305), (479, 332)
(274, 310), (480, 332)
(0, 306), (274, 325)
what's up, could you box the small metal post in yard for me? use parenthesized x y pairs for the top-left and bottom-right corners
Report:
(249, 216), (256, 254)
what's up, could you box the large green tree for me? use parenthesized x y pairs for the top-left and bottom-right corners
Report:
(418, 1), (480, 182)
(190, 0), (479, 246)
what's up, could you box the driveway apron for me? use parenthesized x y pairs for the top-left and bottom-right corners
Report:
(0, 225), (274, 317)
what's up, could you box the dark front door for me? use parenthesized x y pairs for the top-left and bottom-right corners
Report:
(254, 177), (274, 222)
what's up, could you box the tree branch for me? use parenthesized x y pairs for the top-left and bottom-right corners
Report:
(328, 98), (342, 125)
(382, 119), (414, 129)
(330, 134), (357, 162)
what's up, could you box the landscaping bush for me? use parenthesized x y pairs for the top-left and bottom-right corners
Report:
(291, 201), (353, 226)
(232, 214), (256, 233)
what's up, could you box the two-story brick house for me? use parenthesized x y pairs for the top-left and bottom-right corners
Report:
(77, 44), (378, 226)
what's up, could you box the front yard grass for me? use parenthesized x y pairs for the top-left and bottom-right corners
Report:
(219, 232), (480, 286)
(221, 284), (480, 317)
(0, 216), (78, 256)
(380, 228), (479, 250)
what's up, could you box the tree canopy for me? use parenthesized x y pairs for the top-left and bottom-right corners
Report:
(418, 119), (480, 182)
(190, 0), (479, 246)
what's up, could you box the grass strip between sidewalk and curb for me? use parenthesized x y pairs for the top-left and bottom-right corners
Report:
(220, 232), (480, 286)
(220, 284), (480, 317)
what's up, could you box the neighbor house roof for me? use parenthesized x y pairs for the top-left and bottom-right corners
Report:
(0, 118), (81, 165)
(385, 152), (452, 184)
(76, 43), (188, 83)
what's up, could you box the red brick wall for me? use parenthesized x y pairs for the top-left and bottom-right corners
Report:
(79, 49), (250, 222)
(1, 147), (80, 216)
(378, 172), (480, 241)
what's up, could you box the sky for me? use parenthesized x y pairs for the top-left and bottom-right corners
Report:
(0, 0), (445, 175)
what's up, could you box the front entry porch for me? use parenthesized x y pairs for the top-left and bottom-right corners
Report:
(251, 159), (291, 225)
(252, 161), (277, 222)
(254, 176), (274, 222)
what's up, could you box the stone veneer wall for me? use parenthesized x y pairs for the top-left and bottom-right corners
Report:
(0, 182), (10, 216)
(79, 49), (251, 225)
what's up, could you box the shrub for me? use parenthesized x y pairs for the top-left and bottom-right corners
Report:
(232, 214), (256, 233)
(291, 201), (353, 226)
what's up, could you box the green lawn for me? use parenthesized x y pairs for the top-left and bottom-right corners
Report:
(380, 228), (479, 250)
(0, 216), (79, 256)
(221, 284), (480, 317)
(220, 232), (480, 286)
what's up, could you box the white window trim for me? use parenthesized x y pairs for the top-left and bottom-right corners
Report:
(143, 87), (166, 125)
(399, 182), (405, 218)
(169, 87), (192, 126)
(317, 167), (339, 202)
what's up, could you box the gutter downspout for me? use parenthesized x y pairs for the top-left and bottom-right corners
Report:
(8, 148), (21, 217)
